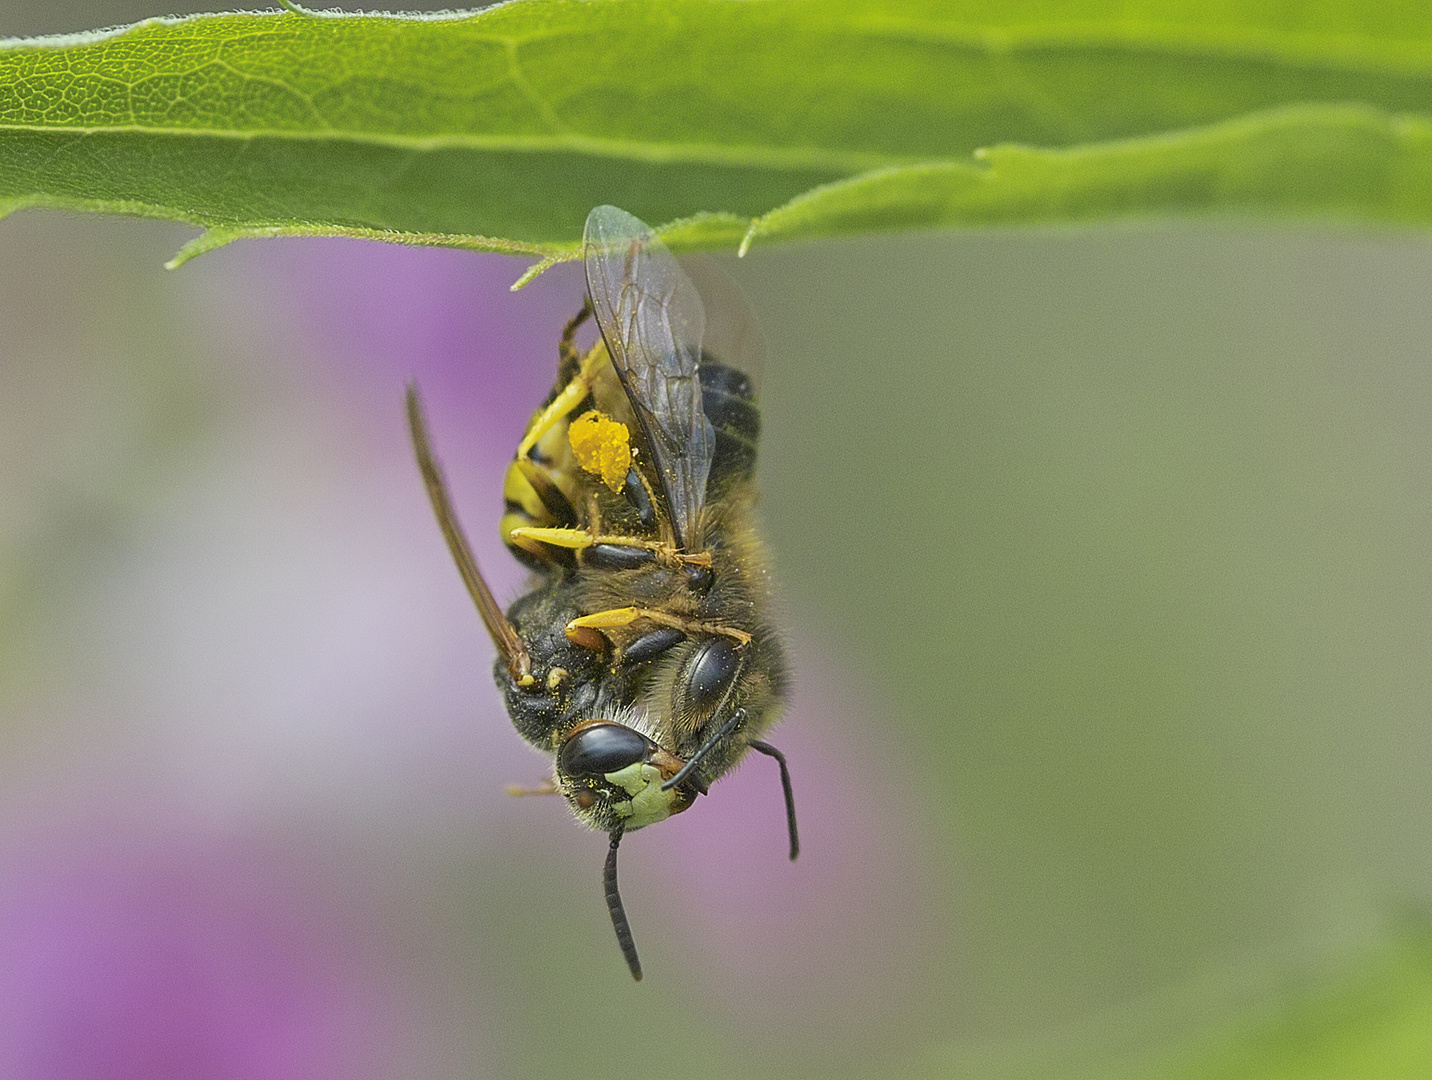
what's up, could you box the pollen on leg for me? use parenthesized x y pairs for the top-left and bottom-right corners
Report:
(568, 410), (631, 493)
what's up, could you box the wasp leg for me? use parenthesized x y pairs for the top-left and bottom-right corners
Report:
(623, 466), (657, 531)
(507, 526), (596, 559)
(507, 526), (713, 568)
(564, 607), (752, 650)
(503, 337), (613, 567)
(557, 301), (592, 370)
(622, 626), (687, 663)
(502, 459), (587, 567)
(515, 339), (609, 461)
(505, 779), (560, 796)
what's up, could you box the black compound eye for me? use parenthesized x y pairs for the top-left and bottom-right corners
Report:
(684, 638), (742, 712)
(559, 723), (651, 778)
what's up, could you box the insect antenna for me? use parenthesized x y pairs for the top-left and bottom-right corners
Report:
(405, 382), (533, 685)
(748, 740), (799, 861)
(604, 826), (642, 981)
(661, 647), (750, 794)
(661, 707), (746, 793)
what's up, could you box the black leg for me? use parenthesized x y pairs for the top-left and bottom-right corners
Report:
(558, 301), (592, 368)
(748, 740), (799, 861)
(604, 827), (642, 981)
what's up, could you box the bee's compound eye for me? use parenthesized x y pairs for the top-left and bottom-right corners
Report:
(559, 723), (651, 778)
(684, 638), (742, 712)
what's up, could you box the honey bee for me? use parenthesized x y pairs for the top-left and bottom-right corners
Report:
(406, 206), (796, 980)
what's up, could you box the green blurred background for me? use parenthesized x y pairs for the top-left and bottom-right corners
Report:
(6, 2), (1432, 1078)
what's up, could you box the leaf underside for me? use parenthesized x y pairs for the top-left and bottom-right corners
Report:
(4, 1), (1432, 278)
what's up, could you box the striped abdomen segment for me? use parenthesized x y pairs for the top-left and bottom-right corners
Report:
(501, 416), (581, 569)
(700, 359), (759, 492)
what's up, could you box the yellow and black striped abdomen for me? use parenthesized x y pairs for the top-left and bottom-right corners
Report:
(699, 358), (760, 493)
(500, 413), (583, 568)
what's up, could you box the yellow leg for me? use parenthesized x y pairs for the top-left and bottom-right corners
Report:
(508, 525), (595, 550)
(506, 780), (560, 796)
(565, 607), (752, 649)
(504, 337), (615, 566)
(507, 525), (713, 567)
(515, 340), (610, 461)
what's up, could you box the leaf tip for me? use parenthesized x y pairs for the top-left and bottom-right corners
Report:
(509, 246), (582, 290)
(165, 228), (243, 270)
(510, 255), (557, 291)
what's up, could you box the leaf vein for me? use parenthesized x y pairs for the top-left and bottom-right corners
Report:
(503, 38), (573, 137)
(0, 122), (897, 173)
(834, 18), (1432, 80)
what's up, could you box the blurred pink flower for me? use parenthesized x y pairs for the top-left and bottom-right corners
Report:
(0, 824), (407, 1080)
(253, 238), (583, 459)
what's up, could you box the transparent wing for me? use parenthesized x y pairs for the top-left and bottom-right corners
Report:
(677, 253), (766, 393)
(584, 205), (714, 551)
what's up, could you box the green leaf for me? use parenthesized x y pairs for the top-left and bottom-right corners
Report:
(910, 925), (1432, 1080)
(6, 1), (1432, 276)
(742, 104), (1432, 253)
(1134, 929), (1432, 1080)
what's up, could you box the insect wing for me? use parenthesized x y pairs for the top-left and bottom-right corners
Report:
(584, 206), (715, 551)
(678, 252), (766, 393)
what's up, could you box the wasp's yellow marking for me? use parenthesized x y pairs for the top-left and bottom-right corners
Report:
(502, 462), (551, 521)
(605, 762), (682, 828)
(509, 525), (595, 550)
(566, 606), (647, 631)
(565, 607), (753, 646)
(508, 524), (715, 572)
(568, 410), (631, 493)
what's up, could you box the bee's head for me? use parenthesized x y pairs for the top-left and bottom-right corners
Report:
(556, 715), (694, 831)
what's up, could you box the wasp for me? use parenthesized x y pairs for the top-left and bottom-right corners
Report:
(406, 206), (797, 980)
